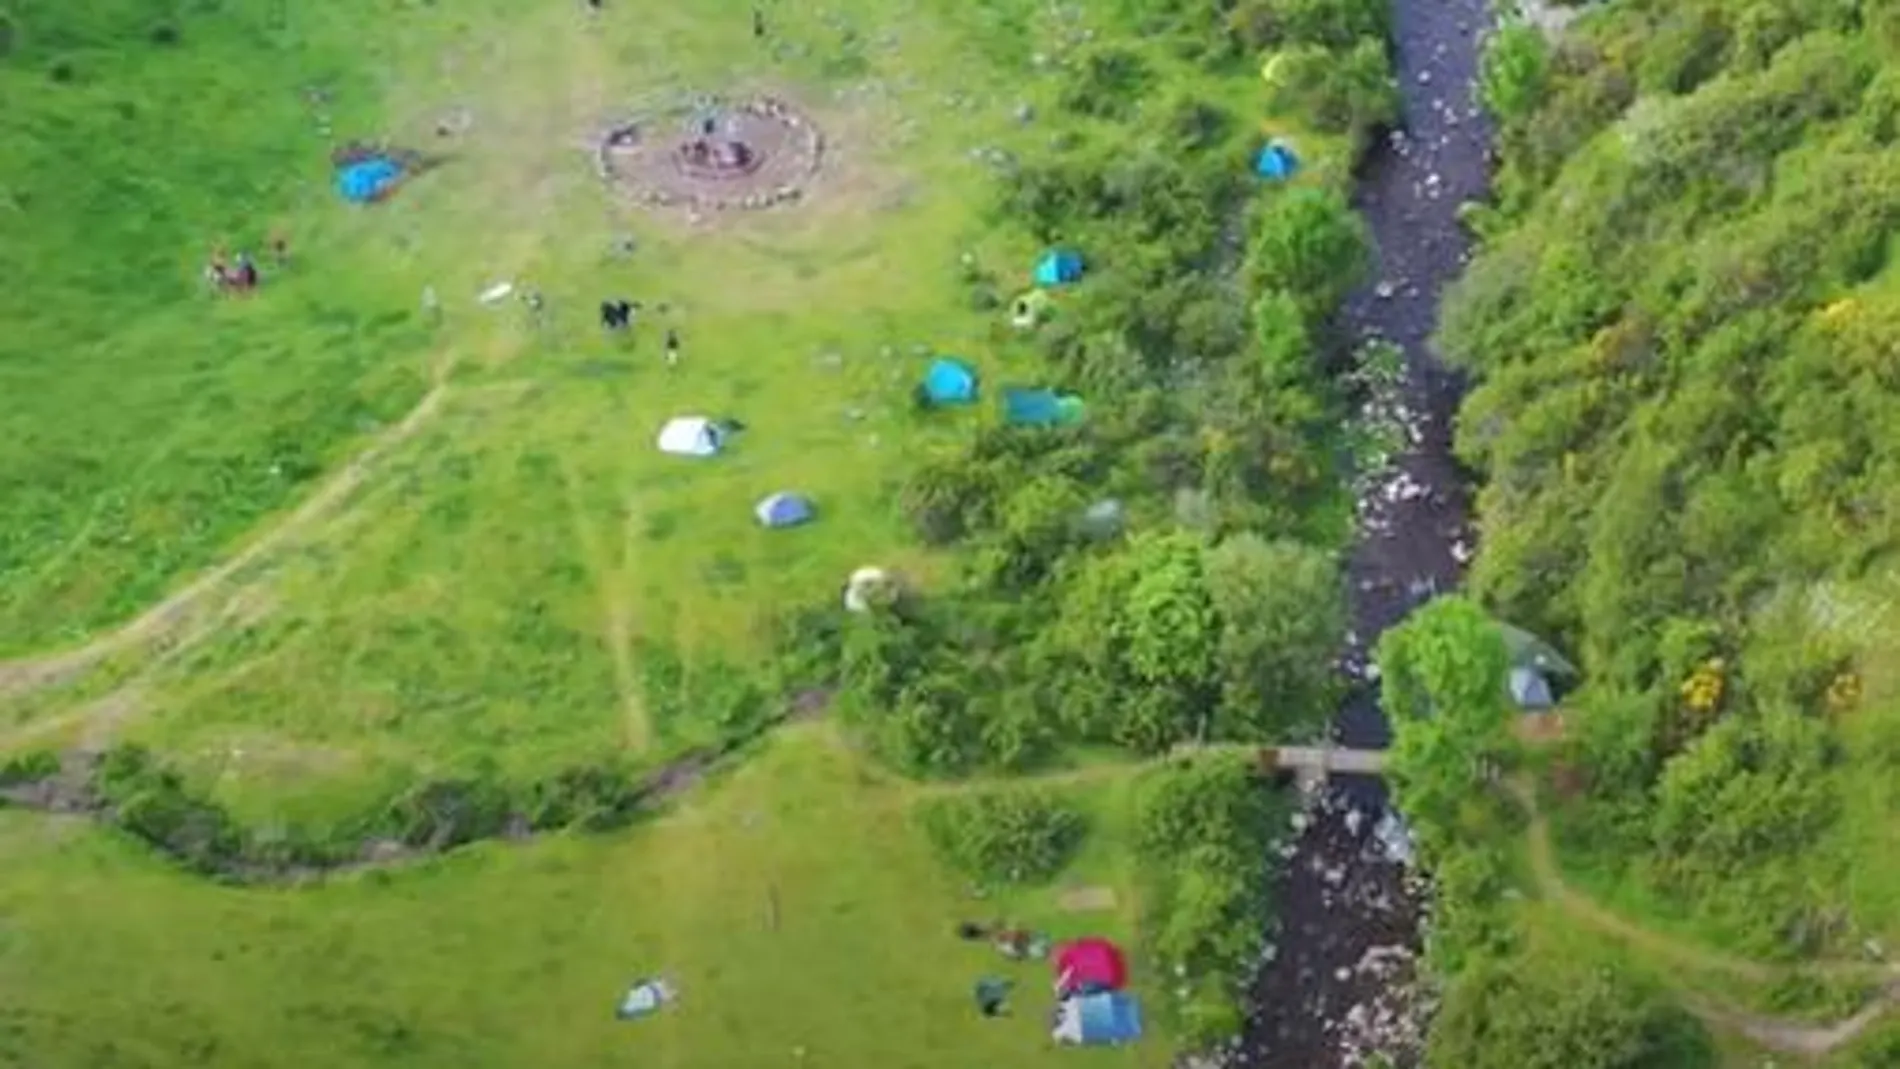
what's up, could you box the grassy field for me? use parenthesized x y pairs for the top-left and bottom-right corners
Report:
(0, 722), (1172, 1069)
(0, 0), (1282, 797)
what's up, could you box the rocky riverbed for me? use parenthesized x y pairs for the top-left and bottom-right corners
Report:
(1238, 0), (1498, 1065)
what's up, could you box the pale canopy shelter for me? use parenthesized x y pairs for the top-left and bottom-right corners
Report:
(656, 417), (726, 457)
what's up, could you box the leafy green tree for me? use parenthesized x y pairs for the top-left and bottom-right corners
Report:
(1263, 39), (1400, 141)
(1377, 596), (1516, 850)
(1427, 947), (1712, 1069)
(1482, 23), (1551, 122)
(1203, 533), (1344, 739)
(1247, 186), (1370, 324)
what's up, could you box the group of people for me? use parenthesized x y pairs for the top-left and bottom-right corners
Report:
(204, 250), (260, 293)
(600, 297), (681, 365)
(204, 237), (288, 295)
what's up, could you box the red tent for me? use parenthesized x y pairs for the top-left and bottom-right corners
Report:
(1054, 937), (1129, 995)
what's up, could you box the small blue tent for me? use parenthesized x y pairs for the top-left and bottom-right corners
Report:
(755, 492), (815, 529)
(1254, 141), (1300, 181)
(921, 358), (979, 406)
(1033, 249), (1084, 286)
(336, 157), (404, 204)
(1054, 991), (1143, 1046)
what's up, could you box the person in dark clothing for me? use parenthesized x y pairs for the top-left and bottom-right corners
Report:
(664, 327), (680, 366)
(600, 299), (633, 330)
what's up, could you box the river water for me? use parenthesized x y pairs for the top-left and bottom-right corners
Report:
(1238, 0), (1495, 1066)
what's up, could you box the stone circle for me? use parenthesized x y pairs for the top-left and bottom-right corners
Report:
(596, 94), (824, 213)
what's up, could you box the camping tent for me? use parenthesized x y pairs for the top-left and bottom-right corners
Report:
(656, 417), (726, 457)
(1034, 249), (1084, 286)
(336, 157), (403, 203)
(755, 491), (815, 529)
(615, 978), (676, 1020)
(1254, 141), (1300, 181)
(1011, 290), (1053, 329)
(1003, 387), (1085, 427)
(1499, 621), (1578, 677)
(1052, 991), (1143, 1046)
(921, 358), (979, 406)
(1509, 666), (1555, 711)
(1054, 937), (1129, 997)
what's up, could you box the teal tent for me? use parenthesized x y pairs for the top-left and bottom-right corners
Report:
(921, 358), (978, 406)
(1034, 250), (1084, 286)
(1002, 387), (1084, 426)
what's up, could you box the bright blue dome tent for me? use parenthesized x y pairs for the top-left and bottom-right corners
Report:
(920, 358), (979, 407)
(336, 157), (404, 204)
(1254, 141), (1300, 181)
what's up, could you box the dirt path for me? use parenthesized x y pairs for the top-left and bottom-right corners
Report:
(1508, 777), (1900, 1056)
(0, 378), (455, 704)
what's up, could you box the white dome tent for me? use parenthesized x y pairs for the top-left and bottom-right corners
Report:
(655, 416), (726, 458)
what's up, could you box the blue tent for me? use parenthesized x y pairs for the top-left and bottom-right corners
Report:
(921, 358), (978, 406)
(1054, 991), (1143, 1046)
(755, 491), (815, 529)
(1002, 387), (1085, 427)
(1033, 249), (1084, 286)
(336, 157), (403, 204)
(1254, 142), (1300, 181)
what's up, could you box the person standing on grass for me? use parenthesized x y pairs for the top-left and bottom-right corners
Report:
(664, 327), (680, 367)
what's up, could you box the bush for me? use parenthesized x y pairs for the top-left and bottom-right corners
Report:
(0, 749), (59, 786)
(1264, 39), (1399, 140)
(1132, 754), (1287, 1035)
(1482, 23), (1552, 123)
(1059, 46), (1153, 120)
(1427, 946), (1713, 1069)
(918, 787), (1088, 885)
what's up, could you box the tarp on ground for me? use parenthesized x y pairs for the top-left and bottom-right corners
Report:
(1254, 141), (1300, 180)
(1034, 249), (1084, 286)
(1053, 991), (1143, 1046)
(336, 157), (403, 203)
(1002, 387), (1084, 426)
(656, 416), (725, 457)
(921, 358), (978, 406)
(1054, 937), (1129, 996)
(755, 491), (815, 528)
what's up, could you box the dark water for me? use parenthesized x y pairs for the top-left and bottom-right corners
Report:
(1239, 0), (1495, 1065)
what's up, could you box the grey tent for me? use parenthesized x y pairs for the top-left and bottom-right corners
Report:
(1498, 621), (1577, 677)
(1509, 666), (1555, 711)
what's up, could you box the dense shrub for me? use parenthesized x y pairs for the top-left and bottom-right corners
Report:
(1132, 754), (1288, 1045)
(1428, 945), (1713, 1069)
(0, 749), (59, 786)
(1263, 39), (1399, 142)
(1446, 0), (1900, 963)
(917, 787), (1088, 885)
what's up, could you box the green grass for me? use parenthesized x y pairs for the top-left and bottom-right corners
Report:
(0, 723), (1170, 1069)
(0, 0), (1067, 662)
(0, 0), (1333, 819)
